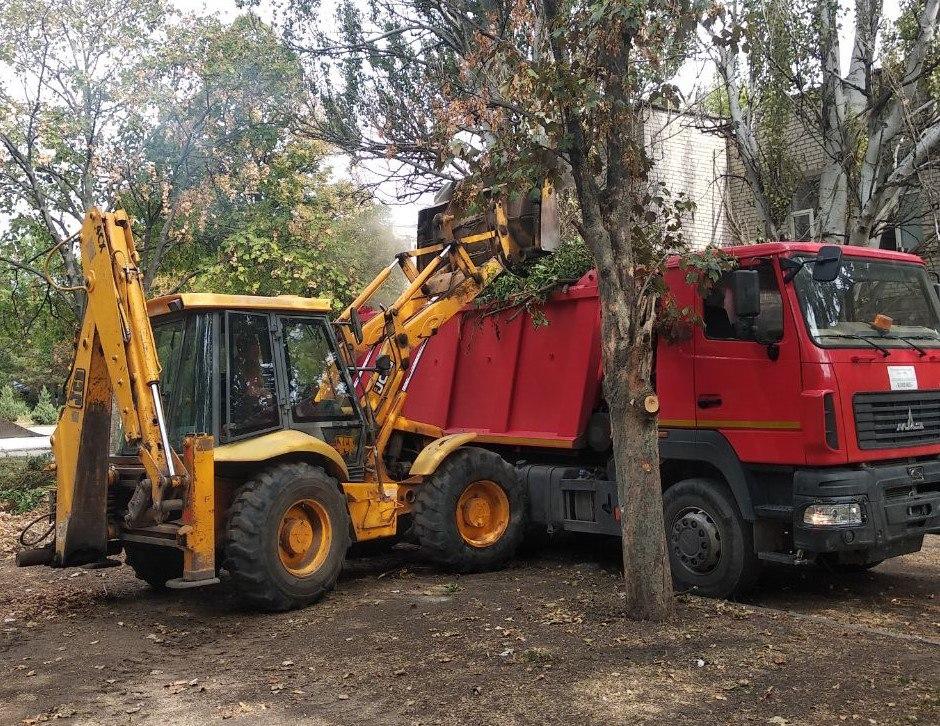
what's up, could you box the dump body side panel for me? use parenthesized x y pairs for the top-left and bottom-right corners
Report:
(402, 272), (604, 446)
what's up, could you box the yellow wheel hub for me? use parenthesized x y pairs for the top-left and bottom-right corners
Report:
(455, 480), (510, 548)
(278, 499), (332, 577)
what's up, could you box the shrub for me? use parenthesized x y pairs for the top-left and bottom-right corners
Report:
(0, 385), (30, 423)
(0, 455), (54, 513)
(31, 387), (59, 426)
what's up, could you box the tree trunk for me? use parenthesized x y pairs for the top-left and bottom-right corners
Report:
(596, 267), (674, 621)
(718, 47), (780, 240)
(815, 0), (849, 243)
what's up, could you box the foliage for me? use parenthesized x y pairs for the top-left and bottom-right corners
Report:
(657, 246), (736, 343)
(30, 387), (58, 426)
(173, 141), (398, 308)
(0, 241), (75, 400)
(0, 385), (31, 423)
(679, 246), (738, 294)
(0, 455), (53, 514)
(476, 239), (593, 325)
(0, 3), (399, 394)
(704, 0), (940, 245)
(0, 0), (173, 311)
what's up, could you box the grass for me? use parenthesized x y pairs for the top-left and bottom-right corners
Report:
(0, 455), (54, 513)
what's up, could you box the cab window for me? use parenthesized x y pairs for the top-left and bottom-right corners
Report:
(281, 317), (355, 421)
(226, 313), (279, 437)
(703, 262), (783, 342)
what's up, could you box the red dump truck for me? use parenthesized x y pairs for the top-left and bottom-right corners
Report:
(396, 242), (940, 597)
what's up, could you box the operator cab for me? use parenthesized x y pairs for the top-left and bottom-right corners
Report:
(117, 293), (368, 473)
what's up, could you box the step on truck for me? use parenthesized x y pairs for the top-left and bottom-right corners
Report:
(398, 240), (940, 597)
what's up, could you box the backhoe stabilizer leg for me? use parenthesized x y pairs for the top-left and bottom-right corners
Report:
(53, 323), (113, 567)
(167, 434), (219, 588)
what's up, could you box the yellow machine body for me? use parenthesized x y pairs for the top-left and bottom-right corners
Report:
(22, 184), (556, 597)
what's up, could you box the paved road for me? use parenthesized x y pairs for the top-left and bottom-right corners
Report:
(0, 425), (53, 457)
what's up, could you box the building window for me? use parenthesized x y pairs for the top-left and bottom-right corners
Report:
(880, 191), (925, 252)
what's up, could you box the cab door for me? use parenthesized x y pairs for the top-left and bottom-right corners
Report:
(275, 315), (366, 471)
(692, 260), (804, 464)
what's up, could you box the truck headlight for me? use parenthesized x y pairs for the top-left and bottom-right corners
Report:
(803, 503), (862, 526)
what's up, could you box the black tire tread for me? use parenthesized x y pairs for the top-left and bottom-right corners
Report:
(222, 461), (350, 611)
(413, 447), (527, 572)
(124, 542), (182, 589)
(663, 477), (762, 599)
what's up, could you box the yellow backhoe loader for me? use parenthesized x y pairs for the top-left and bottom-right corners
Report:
(16, 186), (557, 610)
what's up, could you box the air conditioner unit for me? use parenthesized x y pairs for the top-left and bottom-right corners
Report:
(790, 209), (815, 240)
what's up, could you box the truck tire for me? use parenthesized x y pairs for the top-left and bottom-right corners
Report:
(124, 542), (182, 589)
(413, 447), (527, 572)
(663, 477), (761, 599)
(223, 462), (351, 611)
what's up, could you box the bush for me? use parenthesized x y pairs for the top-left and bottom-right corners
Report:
(0, 385), (31, 423)
(0, 455), (54, 513)
(31, 387), (59, 426)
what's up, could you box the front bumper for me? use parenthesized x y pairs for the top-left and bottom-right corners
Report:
(793, 458), (940, 562)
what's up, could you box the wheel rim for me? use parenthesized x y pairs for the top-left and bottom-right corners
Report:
(670, 506), (721, 575)
(277, 499), (333, 577)
(455, 480), (510, 548)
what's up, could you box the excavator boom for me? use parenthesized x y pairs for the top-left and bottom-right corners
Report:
(31, 209), (215, 584)
(335, 185), (557, 483)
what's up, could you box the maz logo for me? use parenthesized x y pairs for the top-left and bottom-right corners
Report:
(897, 408), (926, 433)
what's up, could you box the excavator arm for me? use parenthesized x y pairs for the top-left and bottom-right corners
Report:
(22, 209), (216, 584)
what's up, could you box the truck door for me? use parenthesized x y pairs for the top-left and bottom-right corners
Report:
(693, 260), (804, 464)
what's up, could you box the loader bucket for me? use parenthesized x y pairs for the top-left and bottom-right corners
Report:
(415, 183), (559, 272)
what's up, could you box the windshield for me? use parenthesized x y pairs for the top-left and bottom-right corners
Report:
(793, 257), (940, 349)
(113, 313), (213, 454)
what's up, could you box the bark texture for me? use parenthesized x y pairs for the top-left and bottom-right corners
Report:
(598, 282), (673, 620)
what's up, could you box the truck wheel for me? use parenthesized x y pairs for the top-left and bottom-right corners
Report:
(124, 543), (182, 589)
(663, 478), (761, 599)
(413, 447), (527, 572)
(223, 462), (351, 611)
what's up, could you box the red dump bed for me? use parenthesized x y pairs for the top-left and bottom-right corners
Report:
(402, 270), (604, 446)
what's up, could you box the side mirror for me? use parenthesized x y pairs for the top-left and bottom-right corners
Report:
(812, 245), (843, 283)
(348, 307), (364, 345)
(731, 269), (760, 319)
(374, 354), (393, 375)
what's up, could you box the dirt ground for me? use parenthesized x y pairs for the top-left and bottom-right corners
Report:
(0, 521), (937, 726)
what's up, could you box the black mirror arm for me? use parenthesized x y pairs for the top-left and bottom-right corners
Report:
(780, 257), (805, 283)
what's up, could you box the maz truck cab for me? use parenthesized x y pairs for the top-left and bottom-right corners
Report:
(654, 242), (940, 594)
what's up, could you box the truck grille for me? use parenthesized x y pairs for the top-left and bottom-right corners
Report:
(854, 390), (940, 449)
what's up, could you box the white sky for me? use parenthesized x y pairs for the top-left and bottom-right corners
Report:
(1, 0), (908, 242)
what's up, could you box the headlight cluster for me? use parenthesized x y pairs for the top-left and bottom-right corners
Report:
(803, 502), (862, 526)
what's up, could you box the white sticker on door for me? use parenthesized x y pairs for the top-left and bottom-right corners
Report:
(888, 365), (918, 390)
